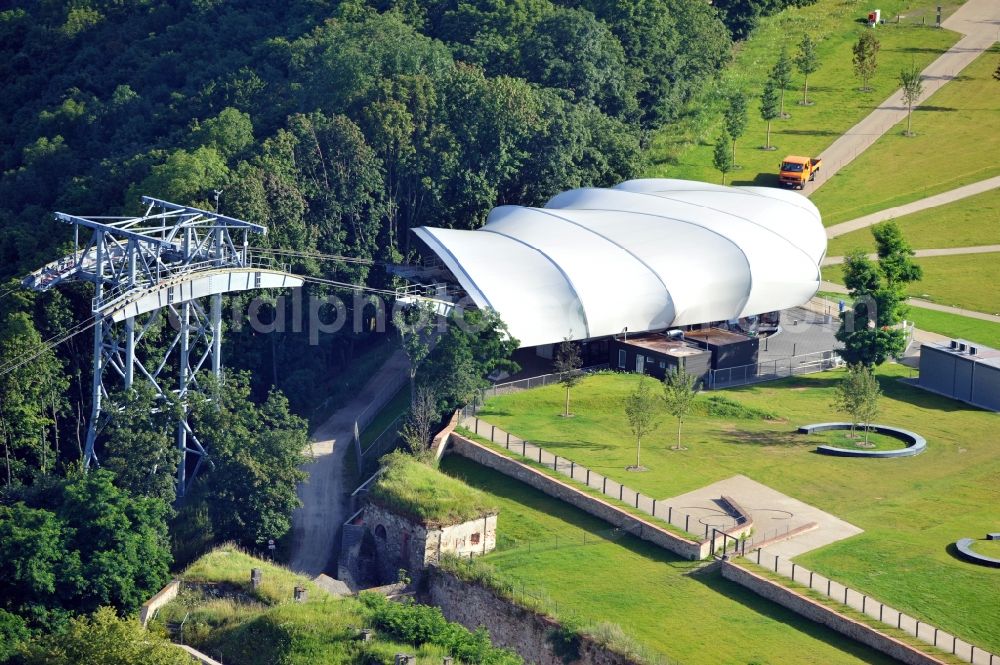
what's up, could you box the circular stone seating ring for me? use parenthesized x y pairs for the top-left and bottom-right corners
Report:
(798, 422), (926, 458)
(954, 538), (1000, 567)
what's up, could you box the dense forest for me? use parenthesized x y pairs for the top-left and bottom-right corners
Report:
(0, 0), (809, 657)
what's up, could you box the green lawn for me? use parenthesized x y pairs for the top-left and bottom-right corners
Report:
(809, 428), (908, 450)
(474, 368), (1000, 653)
(371, 452), (498, 527)
(152, 544), (473, 665)
(645, 0), (960, 186)
(969, 539), (1000, 558)
(439, 456), (900, 665)
(824, 252), (1000, 314)
(811, 45), (1000, 225)
(826, 187), (1000, 255)
(906, 307), (1000, 347)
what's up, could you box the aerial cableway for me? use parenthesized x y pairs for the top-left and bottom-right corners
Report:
(21, 197), (306, 495)
(13, 198), (459, 495)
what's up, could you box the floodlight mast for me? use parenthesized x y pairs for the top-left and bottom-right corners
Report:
(24, 197), (302, 496)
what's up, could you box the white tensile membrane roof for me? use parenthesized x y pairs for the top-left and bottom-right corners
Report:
(412, 179), (826, 348)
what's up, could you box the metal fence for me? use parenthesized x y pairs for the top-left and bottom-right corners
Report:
(357, 413), (407, 475)
(708, 350), (843, 389)
(462, 414), (745, 541)
(748, 551), (997, 665)
(480, 365), (609, 400)
(352, 373), (409, 473)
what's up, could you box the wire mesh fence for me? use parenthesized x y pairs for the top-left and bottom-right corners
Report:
(707, 350), (843, 389)
(749, 550), (997, 664)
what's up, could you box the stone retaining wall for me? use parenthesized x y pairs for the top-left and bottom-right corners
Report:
(448, 434), (706, 560)
(423, 567), (639, 665)
(139, 579), (180, 627)
(720, 560), (949, 665)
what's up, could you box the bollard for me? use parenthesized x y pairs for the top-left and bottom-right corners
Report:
(571, 461), (575, 477)
(294, 586), (307, 603)
(491, 425), (495, 441)
(915, 620), (920, 638)
(686, 515), (690, 532)
(603, 477), (607, 493)
(538, 448), (542, 464)
(620, 485), (624, 501)
(827, 580), (831, 596)
(880, 605), (883, 622)
(791, 563), (796, 580)
(506, 432), (510, 448)
(251, 568), (262, 591)
(637, 493), (641, 509)
(844, 587), (848, 604)
(474, 419), (479, 434)
(652, 499), (657, 516)
(774, 555), (779, 572)
(809, 571), (814, 588)
(934, 628), (938, 646)
(862, 596), (866, 613)
(668, 506), (673, 523)
(586, 469), (590, 485)
(360, 628), (373, 642)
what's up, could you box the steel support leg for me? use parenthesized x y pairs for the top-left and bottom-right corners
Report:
(124, 316), (135, 389)
(176, 301), (191, 495)
(83, 314), (103, 469)
(211, 293), (222, 379)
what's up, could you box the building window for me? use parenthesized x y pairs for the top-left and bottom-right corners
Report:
(618, 349), (626, 369)
(374, 524), (387, 540)
(470, 533), (481, 545)
(659, 361), (666, 369)
(636, 354), (644, 373)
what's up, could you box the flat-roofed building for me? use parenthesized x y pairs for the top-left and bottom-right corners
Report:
(918, 340), (1000, 411)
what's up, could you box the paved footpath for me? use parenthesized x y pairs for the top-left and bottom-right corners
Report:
(825, 176), (1000, 238)
(822, 244), (1000, 266)
(801, 0), (1000, 195)
(288, 350), (410, 577)
(819, 280), (1000, 323)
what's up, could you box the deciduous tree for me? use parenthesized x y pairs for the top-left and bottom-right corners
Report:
(852, 31), (881, 92)
(795, 34), (819, 105)
(554, 338), (583, 417)
(899, 64), (924, 136)
(759, 75), (781, 150)
(662, 368), (699, 451)
(713, 130), (734, 185)
(834, 363), (882, 444)
(20, 606), (192, 665)
(724, 91), (749, 165)
(624, 376), (659, 470)
(771, 46), (793, 118)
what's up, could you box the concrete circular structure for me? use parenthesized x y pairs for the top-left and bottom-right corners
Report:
(797, 422), (927, 457)
(954, 538), (1000, 567)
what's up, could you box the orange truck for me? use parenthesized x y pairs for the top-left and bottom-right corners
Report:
(778, 155), (821, 189)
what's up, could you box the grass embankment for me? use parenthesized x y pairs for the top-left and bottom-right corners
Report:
(151, 544), (513, 665)
(735, 560), (969, 664)
(439, 456), (897, 665)
(823, 253), (1000, 314)
(475, 369), (1000, 653)
(370, 451), (498, 527)
(812, 45), (1000, 225)
(646, 0), (960, 186)
(827, 187), (1000, 254)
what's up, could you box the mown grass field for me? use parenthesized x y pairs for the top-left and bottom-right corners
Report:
(475, 368), (1000, 653)
(905, 307), (1000, 347)
(823, 253), (1000, 314)
(645, 0), (961, 186)
(439, 456), (899, 665)
(826, 187), (1000, 255)
(811, 45), (1000, 225)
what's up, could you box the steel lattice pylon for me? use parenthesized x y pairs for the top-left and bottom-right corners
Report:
(24, 196), (303, 494)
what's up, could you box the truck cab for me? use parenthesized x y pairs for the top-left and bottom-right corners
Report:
(778, 155), (821, 189)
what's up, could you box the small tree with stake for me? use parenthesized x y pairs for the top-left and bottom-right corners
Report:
(759, 75), (780, 151)
(724, 91), (749, 166)
(834, 363), (881, 446)
(662, 367), (699, 451)
(899, 63), (924, 136)
(852, 30), (881, 92)
(795, 34), (819, 105)
(554, 337), (583, 417)
(771, 46), (793, 118)
(713, 129), (733, 184)
(624, 375), (659, 471)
